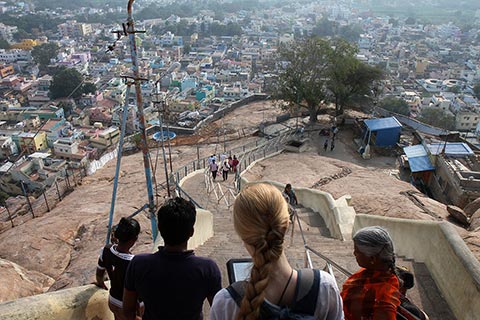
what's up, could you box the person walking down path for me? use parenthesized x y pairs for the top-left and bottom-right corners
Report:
(222, 161), (230, 181)
(330, 139), (335, 151)
(341, 226), (400, 320)
(96, 217), (141, 320)
(232, 155), (239, 173)
(324, 139), (329, 152)
(210, 159), (218, 181)
(123, 198), (222, 320)
(209, 183), (344, 320)
(208, 154), (217, 165)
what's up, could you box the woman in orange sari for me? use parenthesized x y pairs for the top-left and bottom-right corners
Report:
(341, 226), (400, 320)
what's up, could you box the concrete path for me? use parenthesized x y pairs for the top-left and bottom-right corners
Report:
(181, 171), (456, 320)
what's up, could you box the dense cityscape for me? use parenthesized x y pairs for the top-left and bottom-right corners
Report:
(0, 0), (480, 319)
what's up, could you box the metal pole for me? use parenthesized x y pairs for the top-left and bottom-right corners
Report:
(159, 112), (171, 198)
(21, 181), (34, 218)
(65, 169), (72, 190)
(106, 85), (132, 245)
(55, 180), (61, 201)
(127, 0), (158, 241)
(42, 189), (50, 212)
(166, 121), (173, 173)
(3, 199), (14, 228)
(71, 168), (77, 186)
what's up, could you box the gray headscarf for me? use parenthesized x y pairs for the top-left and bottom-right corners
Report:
(353, 226), (395, 264)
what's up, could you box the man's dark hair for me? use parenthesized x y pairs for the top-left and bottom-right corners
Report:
(157, 197), (196, 245)
(114, 217), (140, 243)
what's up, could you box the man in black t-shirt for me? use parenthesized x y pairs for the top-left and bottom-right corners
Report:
(123, 197), (222, 320)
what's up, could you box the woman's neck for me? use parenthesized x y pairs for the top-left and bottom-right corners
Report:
(264, 253), (297, 306)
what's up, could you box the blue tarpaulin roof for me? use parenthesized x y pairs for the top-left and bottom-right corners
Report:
(408, 156), (435, 172)
(364, 117), (402, 131)
(427, 143), (474, 157)
(404, 145), (428, 158)
(403, 145), (435, 172)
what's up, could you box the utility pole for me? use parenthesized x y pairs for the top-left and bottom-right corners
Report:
(127, 0), (158, 241)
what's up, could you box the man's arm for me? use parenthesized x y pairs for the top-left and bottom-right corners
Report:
(95, 267), (108, 290)
(123, 288), (139, 320)
(207, 294), (215, 306)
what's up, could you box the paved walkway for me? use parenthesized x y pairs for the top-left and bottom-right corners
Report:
(181, 170), (456, 320)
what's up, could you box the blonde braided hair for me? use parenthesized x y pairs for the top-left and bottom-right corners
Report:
(233, 183), (290, 320)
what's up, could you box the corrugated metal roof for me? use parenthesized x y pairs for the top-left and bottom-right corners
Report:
(408, 156), (435, 172)
(427, 143), (474, 157)
(404, 145), (428, 158)
(364, 117), (402, 131)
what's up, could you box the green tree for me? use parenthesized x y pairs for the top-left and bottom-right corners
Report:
(82, 82), (97, 95)
(0, 38), (10, 49)
(31, 42), (59, 68)
(326, 39), (383, 115)
(50, 68), (84, 99)
(273, 37), (332, 123)
(183, 43), (191, 54)
(418, 108), (455, 130)
(379, 97), (410, 116)
(12, 29), (30, 42)
(57, 100), (75, 118)
(473, 83), (480, 100)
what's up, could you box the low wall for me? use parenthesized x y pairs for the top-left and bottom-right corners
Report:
(171, 170), (215, 249)
(353, 214), (480, 320)
(0, 284), (112, 320)
(239, 176), (356, 241)
(153, 206), (214, 251)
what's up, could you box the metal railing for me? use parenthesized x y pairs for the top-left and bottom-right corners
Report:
(172, 128), (298, 205)
(291, 209), (422, 320)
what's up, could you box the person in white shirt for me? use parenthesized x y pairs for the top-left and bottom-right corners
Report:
(210, 183), (344, 320)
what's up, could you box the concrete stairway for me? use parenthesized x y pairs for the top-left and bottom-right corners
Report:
(181, 173), (455, 320)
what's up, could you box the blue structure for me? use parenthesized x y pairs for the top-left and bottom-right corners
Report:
(363, 117), (402, 147)
(153, 130), (176, 142)
(403, 145), (435, 173)
(426, 142), (474, 157)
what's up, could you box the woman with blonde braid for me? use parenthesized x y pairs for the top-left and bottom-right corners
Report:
(210, 183), (344, 320)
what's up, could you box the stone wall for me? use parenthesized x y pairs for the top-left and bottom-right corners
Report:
(239, 176), (356, 241)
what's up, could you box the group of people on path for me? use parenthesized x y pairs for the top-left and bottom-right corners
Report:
(96, 182), (426, 320)
(324, 125), (339, 152)
(208, 154), (239, 181)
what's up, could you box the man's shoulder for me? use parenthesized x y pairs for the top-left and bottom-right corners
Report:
(131, 252), (156, 263)
(190, 254), (218, 265)
(189, 255), (221, 272)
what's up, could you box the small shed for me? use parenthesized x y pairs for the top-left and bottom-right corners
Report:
(363, 117), (402, 147)
(403, 145), (435, 188)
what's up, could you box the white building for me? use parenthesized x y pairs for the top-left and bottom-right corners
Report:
(0, 135), (18, 160)
(0, 49), (32, 63)
(0, 23), (17, 42)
